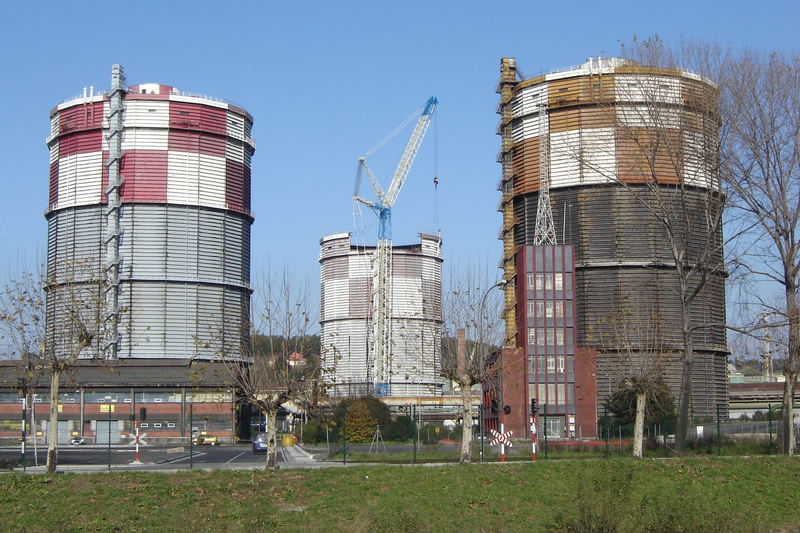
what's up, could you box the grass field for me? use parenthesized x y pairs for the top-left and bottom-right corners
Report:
(1, 457), (799, 532)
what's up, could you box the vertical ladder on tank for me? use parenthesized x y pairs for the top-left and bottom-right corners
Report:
(103, 64), (126, 359)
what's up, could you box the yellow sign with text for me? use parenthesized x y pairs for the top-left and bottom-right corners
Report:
(100, 405), (115, 413)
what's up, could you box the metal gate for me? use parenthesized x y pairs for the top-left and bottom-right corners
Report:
(95, 420), (121, 444)
(44, 421), (71, 444)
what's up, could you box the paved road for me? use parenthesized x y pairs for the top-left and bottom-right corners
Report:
(0, 443), (318, 472)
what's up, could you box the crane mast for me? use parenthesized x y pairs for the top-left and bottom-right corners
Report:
(354, 97), (437, 395)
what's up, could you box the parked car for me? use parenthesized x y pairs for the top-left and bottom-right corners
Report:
(252, 432), (270, 453)
(192, 431), (218, 446)
(69, 436), (85, 446)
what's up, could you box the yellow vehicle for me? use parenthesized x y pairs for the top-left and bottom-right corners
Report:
(192, 431), (218, 446)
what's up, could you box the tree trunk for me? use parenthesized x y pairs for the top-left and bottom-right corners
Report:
(675, 302), (695, 452)
(782, 282), (799, 455)
(266, 409), (279, 469)
(46, 369), (60, 473)
(780, 373), (797, 455)
(633, 392), (646, 459)
(459, 379), (473, 464)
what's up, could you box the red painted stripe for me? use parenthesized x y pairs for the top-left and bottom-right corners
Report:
(200, 105), (227, 136)
(58, 130), (102, 157)
(119, 150), (168, 202)
(169, 102), (228, 136)
(168, 130), (225, 157)
(242, 164), (251, 213)
(168, 129), (200, 151)
(58, 101), (105, 133)
(199, 134), (225, 157)
(225, 159), (247, 213)
(49, 161), (59, 207)
(169, 101), (203, 129)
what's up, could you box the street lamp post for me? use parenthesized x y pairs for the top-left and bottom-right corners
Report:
(477, 279), (507, 463)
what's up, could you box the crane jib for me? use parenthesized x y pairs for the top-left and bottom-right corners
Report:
(422, 96), (438, 116)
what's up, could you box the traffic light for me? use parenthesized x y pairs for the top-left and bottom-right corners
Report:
(531, 398), (539, 415)
(503, 405), (511, 415)
(490, 399), (499, 415)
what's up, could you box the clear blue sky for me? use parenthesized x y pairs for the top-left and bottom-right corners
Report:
(1, 1), (797, 315)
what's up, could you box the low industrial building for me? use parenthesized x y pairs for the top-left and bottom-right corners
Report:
(0, 360), (238, 445)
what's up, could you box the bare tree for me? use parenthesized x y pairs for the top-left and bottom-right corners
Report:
(597, 301), (670, 458)
(440, 269), (505, 464)
(718, 49), (800, 454)
(0, 261), (108, 473)
(217, 267), (320, 469)
(627, 38), (800, 454)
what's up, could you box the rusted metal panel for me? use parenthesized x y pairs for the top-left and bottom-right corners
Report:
(616, 126), (681, 184)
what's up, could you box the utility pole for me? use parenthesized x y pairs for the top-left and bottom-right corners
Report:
(20, 392), (26, 470)
(479, 402), (484, 463)
(189, 403), (194, 470)
(31, 393), (38, 466)
(412, 404), (417, 464)
(530, 398), (538, 462)
(107, 408), (111, 471)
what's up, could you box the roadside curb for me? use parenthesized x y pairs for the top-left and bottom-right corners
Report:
(293, 445), (316, 460)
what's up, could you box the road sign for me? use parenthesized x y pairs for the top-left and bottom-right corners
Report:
(489, 428), (513, 447)
(128, 432), (147, 446)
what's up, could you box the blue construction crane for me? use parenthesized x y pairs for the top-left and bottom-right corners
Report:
(353, 96), (438, 396)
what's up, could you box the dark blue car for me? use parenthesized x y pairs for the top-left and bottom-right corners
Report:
(252, 432), (270, 453)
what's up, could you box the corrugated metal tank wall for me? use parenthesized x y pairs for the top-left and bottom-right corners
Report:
(497, 58), (727, 418)
(320, 233), (443, 397)
(513, 187), (727, 351)
(46, 83), (254, 361)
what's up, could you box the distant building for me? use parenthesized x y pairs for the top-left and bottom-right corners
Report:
(319, 232), (443, 397)
(288, 353), (307, 368)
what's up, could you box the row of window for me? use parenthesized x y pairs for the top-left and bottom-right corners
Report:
(138, 422), (176, 429)
(0, 392), (230, 404)
(528, 355), (567, 373)
(531, 383), (575, 411)
(526, 272), (569, 291)
(527, 327), (569, 347)
(528, 300), (565, 319)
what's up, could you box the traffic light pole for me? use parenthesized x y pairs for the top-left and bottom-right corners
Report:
(530, 398), (538, 462)
(479, 404), (484, 463)
(412, 404), (417, 464)
(20, 395), (27, 471)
